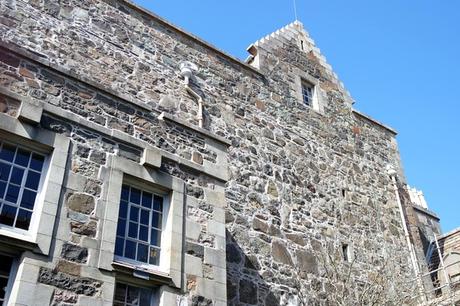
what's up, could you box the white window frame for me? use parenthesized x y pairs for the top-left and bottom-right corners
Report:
(297, 74), (324, 113)
(0, 113), (70, 255)
(0, 140), (50, 235)
(301, 79), (315, 106)
(98, 154), (185, 289)
(113, 178), (171, 272)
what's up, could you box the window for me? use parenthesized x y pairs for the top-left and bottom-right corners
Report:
(0, 255), (13, 305)
(301, 80), (314, 106)
(114, 184), (164, 268)
(342, 243), (350, 262)
(98, 153), (184, 288)
(113, 283), (157, 306)
(0, 140), (45, 231)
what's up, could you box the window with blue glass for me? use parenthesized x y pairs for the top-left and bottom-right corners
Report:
(302, 80), (314, 106)
(113, 282), (156, 306)
(115, 184), (164, 266)
(0, 140), (45, 231)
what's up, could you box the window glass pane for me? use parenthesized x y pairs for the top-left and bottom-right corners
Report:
(140, 209), (149, 225)
(139, 288), (151, 306)
(129, 206), (139, 222)
(116, 219), (126, 237)
(0, 182), (6, 199)
(0, 144), (15, 162)
(5, 185), (19, 203)
(139, 225), (148, 242)
(0, 255), (12, 303)
(149, 247), (160, 266)
(128, 222), (138, 239)
(124, 240), (136, 259)
(10, 167), (24, 185)
(25, 171), (41, 190)
(115, 237), (124, 256)
(127, 285), (140, 304)
(130, 188), (140, 204)
(15, 209), (32, 230)
(121, 185), (129, 201)
(20, 189), (37, 209)
(114, 283), (127, 302)
(119, 201), (128, 219)
(0, 256), (12, 275)
(30, 153), (44, 171)
(141, 192), (152, 209)
(0, 277), (7, 299)
(15, 149), (30, 167)
(0, 204), (17, 226)
(150, 229), (161, 246)
(153, 195), (163, 211)
(151, 212), (162, 229)
(0, 162), (11, 181)
(137, 243), (148, 263)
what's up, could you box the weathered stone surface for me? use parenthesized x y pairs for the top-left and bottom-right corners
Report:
(52, 289), (78, 304)
(191, 295), (212, 306)
(38, 268), (101, 296)
(192, 151), (203, 165)
(70, 220), (97, 237)
(226, 243), (242, 264)
(186, 242), (204, 259)
(239, 279), (258, 304)
(61, 243), (88, 263)
(296, 249), (318, 274)
(252, 217), (269, 233)
(67, 193), (95, 214)
(272, 240), (293, 265)
(56, 260), (81, 276)
(159, 95), (178, 110)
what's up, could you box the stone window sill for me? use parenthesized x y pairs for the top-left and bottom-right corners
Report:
(112, 260), (173, 286)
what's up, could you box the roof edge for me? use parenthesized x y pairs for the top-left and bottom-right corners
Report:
(439, 227), (460, 240)
(116, 0), (263, 77)
(352, 109), (398, 135)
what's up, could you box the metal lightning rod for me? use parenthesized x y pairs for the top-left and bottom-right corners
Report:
(293, 0), (298, 21)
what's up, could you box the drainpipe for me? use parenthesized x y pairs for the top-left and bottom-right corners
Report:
(386, 164), (426, 302)
(179, 62), (203, 128)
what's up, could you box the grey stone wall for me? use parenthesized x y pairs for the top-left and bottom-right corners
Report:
(0, 0), (422, 305)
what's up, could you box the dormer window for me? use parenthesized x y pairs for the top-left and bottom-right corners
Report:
(301, 80), (314, 106)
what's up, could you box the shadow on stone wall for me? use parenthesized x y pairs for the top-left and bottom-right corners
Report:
(226, 229), (280, 306)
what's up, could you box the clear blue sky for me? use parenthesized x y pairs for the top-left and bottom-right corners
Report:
(136, 0), (460, 233)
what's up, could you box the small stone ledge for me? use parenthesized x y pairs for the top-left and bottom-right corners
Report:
(141, 147), (162, 168)
(18, 97), (43, 124)
(352, 109), (397, 135)
(159, 112), (232, 146)
(0, 86), (43, 124)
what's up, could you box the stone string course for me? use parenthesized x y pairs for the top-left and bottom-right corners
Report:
(0, 0), (423, 305)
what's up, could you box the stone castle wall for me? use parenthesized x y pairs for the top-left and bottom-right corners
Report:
(0, 0), (419, 305)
